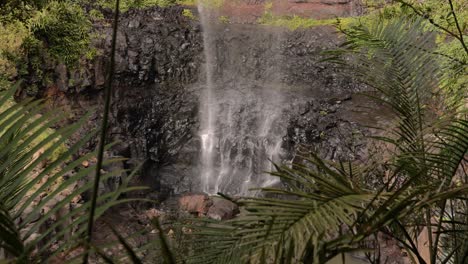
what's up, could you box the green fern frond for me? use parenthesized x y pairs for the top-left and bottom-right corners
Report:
(0, 85), (147, 262)
(187, 157), (389, 264)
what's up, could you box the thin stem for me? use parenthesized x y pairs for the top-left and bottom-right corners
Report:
(433, 201), (447, 263)
(83, 0), (120, 263)
(394, 221), (427, 264)
(394, 0), (457, 37)
(450, 199), (459, 263)
(448, 0), (468, 55)
(413, 61), (434, 263)
(425, 208), (435, 264)
(375, 233), (381, 264)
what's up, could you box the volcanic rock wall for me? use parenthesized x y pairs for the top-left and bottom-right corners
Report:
(35, 6), (368, 197)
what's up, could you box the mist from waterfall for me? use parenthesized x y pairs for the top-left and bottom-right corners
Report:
(197, 3), (285, 196)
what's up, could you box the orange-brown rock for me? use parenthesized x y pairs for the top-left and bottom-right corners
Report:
(178, 193), (213, 215)
(81, 160), (89, 168)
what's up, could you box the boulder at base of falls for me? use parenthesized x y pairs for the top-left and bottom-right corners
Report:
(178, 193), (213, 215)
(178, 194), (239, 220)
(207, 197), (239, 220)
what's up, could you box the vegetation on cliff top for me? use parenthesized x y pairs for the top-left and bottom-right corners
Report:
(0, 0), (195, 86)
(0, 0), (93, 94)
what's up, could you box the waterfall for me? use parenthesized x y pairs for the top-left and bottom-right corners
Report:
(198, 4), (217, 194)
(197, 2), (285, 196)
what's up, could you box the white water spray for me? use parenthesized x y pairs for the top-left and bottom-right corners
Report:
(197, 2), (285, 196)
(198, 3), (217, 194)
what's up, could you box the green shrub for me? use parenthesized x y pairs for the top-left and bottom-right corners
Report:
(258, 13), (355, 31)
(0, 20), (29, 79)
(437, 39), (468, 109)
(89, 8), (105, 21)
(218, 15), (229, 24)
(97, 0), (181, 11)
(135, 0), (177, 7)
(182, 8), (196, 20)
(29, 1), (92, 67)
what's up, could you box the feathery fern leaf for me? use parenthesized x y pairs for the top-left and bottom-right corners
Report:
(187, 157), (389, 264)
(0, 85), (146, 262)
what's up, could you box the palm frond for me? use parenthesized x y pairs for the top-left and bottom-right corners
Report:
(187, 156), (388, 263)
(325, 17), (465, 181)
(429, 119), (468, 182)
(0, 203), (23, 257)
(0, 85), (147, 262)
(152, 217), (177, 264)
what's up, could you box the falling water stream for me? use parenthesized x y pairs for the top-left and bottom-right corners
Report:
(198, 3), (217, 194)
(197, 3), (286, 196)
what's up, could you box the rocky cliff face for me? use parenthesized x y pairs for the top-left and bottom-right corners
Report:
(36, 6), (369, 198)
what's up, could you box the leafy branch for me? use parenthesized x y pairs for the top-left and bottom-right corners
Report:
(394, 0), (468, 55)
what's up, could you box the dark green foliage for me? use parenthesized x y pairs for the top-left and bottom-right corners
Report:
(0, 0), (49, 23)
(96, 0), (179, 11)
(0, 84), (148, 262)
(185, 158), (383, 263)
(108, 223), (144, 264)
(0, 203), (23, 257)
(153, 217), (177, 264)
(0, 0), (94, 88)
(29, 1), (92, 67)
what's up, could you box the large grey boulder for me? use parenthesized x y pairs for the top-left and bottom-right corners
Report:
(207, 197), (240, 220)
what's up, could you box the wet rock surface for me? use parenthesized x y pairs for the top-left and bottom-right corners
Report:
(207, 197), (239, 220)
(177, 194), (239, 220)
(33, 6), (373, 198)
(286, 96), (368, 162)
(178, 193), (213, 215)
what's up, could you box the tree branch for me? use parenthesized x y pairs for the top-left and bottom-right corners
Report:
(394, 0), (468, 54)
(447, 0), (468, 55)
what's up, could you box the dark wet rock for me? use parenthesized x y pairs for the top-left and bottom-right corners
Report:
(207, 197), (239, 220)
(101, 154), (127, 194)
(286, 97), (367, 162)
(55, 63), (68, 92)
